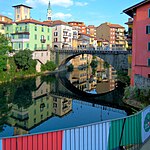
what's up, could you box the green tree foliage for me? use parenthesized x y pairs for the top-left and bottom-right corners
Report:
(0, 33), (12, 55)
(41, 61), (57, 71)
(67, 64), (74, 72)
(14, 49), (36, 71)
(0, 55), (7, 72)
(117, 70), (130, 86)
(104, 62), (110, 69)
(0, 33), (12, 73)
(90, 59), (98, 68)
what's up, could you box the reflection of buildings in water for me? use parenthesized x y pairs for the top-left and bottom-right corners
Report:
(96, 66), (117, 94)
(7, 76), (73, 136)
(7, 95), (53, 135)
(71, 54), (92, 69)
(69, 57), (117, 93)
(52, 96), (72, 117)
(7, 76), (53, 135)
(32, 76), (51, 99)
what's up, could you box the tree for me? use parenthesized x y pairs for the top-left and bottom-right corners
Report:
(41, 61), (57, 71)
(0, 55), (7, 72)
(14, 49), (36, 71)
(0, 33), (12, 55)
(0, 33), (12, 72)
(90, 59), (98, 68)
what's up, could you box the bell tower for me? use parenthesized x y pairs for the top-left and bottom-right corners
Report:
(47, 1), (52, 21)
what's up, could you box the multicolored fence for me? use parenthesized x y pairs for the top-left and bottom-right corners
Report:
(1, 106), (150, 150)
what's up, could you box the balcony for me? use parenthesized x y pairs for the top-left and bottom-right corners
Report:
(63, 41), (69, 45)
(63, 34), (68, 38)
(14, 29), (29, 34)
(40, 39), (46, 43)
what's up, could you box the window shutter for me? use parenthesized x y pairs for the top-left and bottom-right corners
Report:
(148, 59), (150, 66)
(149, 42), (150, 51)
(146, 26), (148, 34)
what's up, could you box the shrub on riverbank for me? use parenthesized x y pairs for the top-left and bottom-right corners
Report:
(123, 86), (150, 108)
(117, 70), (130, 86)
(41, 61), (57, 72)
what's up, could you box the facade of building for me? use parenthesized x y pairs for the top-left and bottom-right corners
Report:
(96, 22), (126, 48)
(123, 0), (150, 86)
(5, 19), (52, 51)
(0, 15), (12, 34)
(125, 18), (133, 50)
(13, 4), (32, 22)
(51, 20), (73, 49)
(68, 21), (86, 34)
(78, 33), (97, 49)
(86, 25), (96, 37)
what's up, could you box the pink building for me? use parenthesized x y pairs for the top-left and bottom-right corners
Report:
(123, 0), (150, 86)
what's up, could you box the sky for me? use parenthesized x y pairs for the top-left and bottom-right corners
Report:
(0, 0), (142, 28)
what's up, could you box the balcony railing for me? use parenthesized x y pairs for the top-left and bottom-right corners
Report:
(40, 39), (46, 43)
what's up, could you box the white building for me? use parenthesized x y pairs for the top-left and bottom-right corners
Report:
(51, 20), (73, 49)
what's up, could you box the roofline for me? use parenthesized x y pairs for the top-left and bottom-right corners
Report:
(12, 4), (32, 9)
(123, 0), (149, 17)
(68, 21), (84, 24)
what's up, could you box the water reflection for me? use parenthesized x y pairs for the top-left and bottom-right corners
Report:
(0, 71), (129, 138)
(69, 54), (117, 94)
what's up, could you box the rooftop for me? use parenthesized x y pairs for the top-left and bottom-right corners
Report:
(123, 0), (150, 17)
(12, 4), (32, 9)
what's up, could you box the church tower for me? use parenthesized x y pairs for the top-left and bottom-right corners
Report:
(47, 1), (52, 21)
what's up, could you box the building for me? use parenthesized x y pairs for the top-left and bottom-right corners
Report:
(72, 26), (79, 49)
(51, 20), (73, 49)
(123, 0), (150, 86)
(68, 21), (86, 34)
(96, 22), (126, 48)
(5, 19), (52, 51)
(78, 33), (97, 49)
(125, 18), (133, 50)
(0, 15), (12, 34)
(86, 25), (96, 37)
(12, 4), (32, 22)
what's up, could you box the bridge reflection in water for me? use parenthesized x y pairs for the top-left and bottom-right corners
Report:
(0, 71), (135, 138)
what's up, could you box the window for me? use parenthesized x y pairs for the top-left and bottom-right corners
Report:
(26, 43), (29, 48)
(47, 36), (49, 40)
(148, 74), (150, 78)
(35, 34), (37, 40)
(148, 42), (150, 51)
(48, 28), (50, 32)
(35, 26), (37, 31)
(34, 44), (37, 50)
(42, 27), (44, 32)
(148, 9), (150, 18)
(54, 38), (58, 42)
(148, 58), (150, 66)
(146, 25), (150, 34)
(54, 32), (58, 36)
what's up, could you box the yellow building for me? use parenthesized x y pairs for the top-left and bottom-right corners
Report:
(13, 4), (32, 22)
(0, 15), (12, 34)
(125, 18), (133, 50)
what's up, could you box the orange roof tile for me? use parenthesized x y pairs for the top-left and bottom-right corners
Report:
(108, 23), (124, 28)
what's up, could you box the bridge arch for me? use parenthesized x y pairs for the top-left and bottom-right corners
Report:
(50, 49), (131, 71)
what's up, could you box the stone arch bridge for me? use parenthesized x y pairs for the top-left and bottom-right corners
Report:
(50, 49), (132, 71)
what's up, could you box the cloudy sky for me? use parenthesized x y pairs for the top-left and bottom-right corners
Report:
(0, 0), (141, 27)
